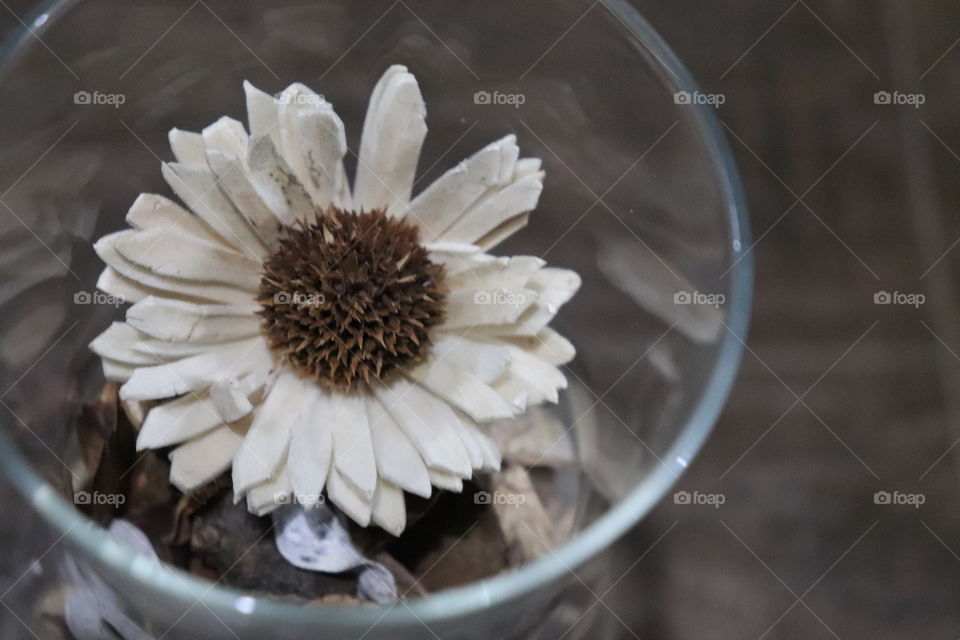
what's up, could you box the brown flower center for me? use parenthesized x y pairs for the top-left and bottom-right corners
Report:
(257, 207), (446, 392)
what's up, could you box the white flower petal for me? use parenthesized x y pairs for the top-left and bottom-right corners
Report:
(371, 480), (406, 536)
(126, 296), (260, 343)
(286, 386), (333, 504)
(95, 236), (254, 306)
(326, 393), (377, 500)
(243, 80), (281, 146)
(246, 135), (315, 226)
(404, 351), (516, 422)
(326, 466), (372, 527)
(459, 417), (501, 472)
(475, 212), (529, 251)
(494, 344), (568, 407)
(429, 334), (510, 384)
(474, 268), (581, 337)
(406, 135), (518, 240)
(102, 358), (136, 382)
(354, 65), (426, 212)
(205, 149), (284, 247)
(372, 378), (472, 477)
(427, 469), (463, 492)
(125, 193), (224, 246)
(168, 128), (206, 166)
(502, 328), (576, 366)
(438, 172), (543, 245)
(232, 370), (304, 494)
(161, 162), (267, 258)
(444, 255), (544, 291)
(119, 338), (272, 401)
(109, 227), (261, 291)
(131, 336), (249, 360)
(209, 379), (255, 423)
(169, 421), (248, 493)
(89, 322), (156, 366)
(440, 287), (537, 329)
(201, 116), (248, 157)
(137, 392), (223, 450)
(96, 267), (151, 304)
(366, 398), (431, 498)
(246, 468), (292, 516)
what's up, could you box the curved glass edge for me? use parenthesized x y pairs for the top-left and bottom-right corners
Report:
(0, 0), (753, 630)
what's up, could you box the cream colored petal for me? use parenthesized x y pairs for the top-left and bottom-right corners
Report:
(205, 149), (283, 247)
(89, 322), (156, 366)
(125, 193), (223, 246)
(243, 80), (281, 146)
(327, 393), (377, 500)
(493, 345), (568, 408)
(102, 358), (136, 382)
(367, 398), (431, 498)
(354, 65), (427, 212)
(209, 379), (255, 423)
(372, 378), (472, 477)
(428, 334), (510, 384)
(137, 392), (223, 450)
(169, 128), (206, 166)
(119, 338), (271, 401)
(474, 268), (581, 337)
(246, 135), (315, 226)
(371, 480), (406, 536)
(459, 416), (502, 472)
(427, 468), (463, 492)
(109, 227), (261, 291)
(276, 84), (351, 210)
(131, 336), (250, 360)
(94, 237), (253, 306)
(439, 172), (543, 245)
(96, 267), (151, 304)
(169, 420), (249, 493)
(444, 255), (544, 291)
(404, 353), (516, 422)
(406, 135), (518, 239)
(286, 386), (333, 504)
(501, 328), (576, 366)
(125, 296), (260, 343)
(326, 466), (372, 527)
(202, 116), (248, 156)
(232, 370), (304, 494)
(439, 287), (537, 330)
(246, 468), (293, 516)
(161, 162), (266, 258)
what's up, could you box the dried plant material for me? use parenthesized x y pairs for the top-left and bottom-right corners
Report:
(71, 382), (119, 491)
(86, 64), (580, 535)
(259, 208), (445, 391)
(490, 464), (556, 565)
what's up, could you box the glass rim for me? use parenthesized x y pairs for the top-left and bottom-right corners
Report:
(0, 0), (753, 630)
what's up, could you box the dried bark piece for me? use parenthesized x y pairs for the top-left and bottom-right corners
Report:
(490, 464), (556, 566)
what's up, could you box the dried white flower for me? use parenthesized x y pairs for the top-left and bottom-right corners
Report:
(89, 65), (580, 535)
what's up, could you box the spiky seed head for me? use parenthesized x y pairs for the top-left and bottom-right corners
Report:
(258, 207), (446, 392)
